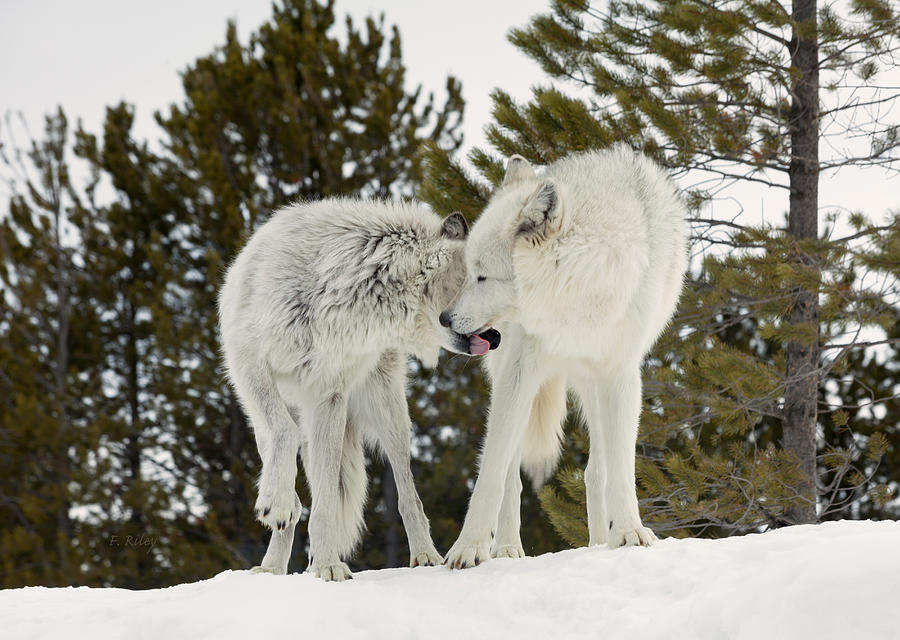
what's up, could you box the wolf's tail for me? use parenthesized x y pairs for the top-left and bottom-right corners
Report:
(333, 424), (369, 558)
(520, 376), (568, 492)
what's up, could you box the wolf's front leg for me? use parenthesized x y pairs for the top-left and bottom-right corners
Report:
(445, 341), (545, 569)
(388, 451), (443, 568)
(353, 352), (442, 568)
(305, 391), (353, 581)
(491, 448), (525, 559)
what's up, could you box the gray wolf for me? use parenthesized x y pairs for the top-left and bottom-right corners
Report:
(439, 146), (688, 568)
(218, 199), (474, 580)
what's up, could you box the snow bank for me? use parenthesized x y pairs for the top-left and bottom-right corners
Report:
(3, 520), (898, 640)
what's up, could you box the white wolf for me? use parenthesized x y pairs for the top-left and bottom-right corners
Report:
(439, 146), (688, 568)
(218, 199), (481, 581)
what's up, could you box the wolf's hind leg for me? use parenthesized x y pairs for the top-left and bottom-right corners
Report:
(229, 360), (301, 535)
(575, 366), (656, 548)
(331, 420), (368, 559)
(305, 390), (353, 581)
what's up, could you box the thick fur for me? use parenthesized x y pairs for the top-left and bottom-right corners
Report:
(442, 146), (688, 567)
(520, 376), (568, 492)
(219, 198), (467, 581)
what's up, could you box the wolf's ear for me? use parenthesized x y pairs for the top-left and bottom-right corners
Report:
(441, 211), (468, 240)
(516, 180), (560, 244)
(502, 155), (536, 187)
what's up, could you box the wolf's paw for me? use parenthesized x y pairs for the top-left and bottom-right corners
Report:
(250, 564), (286, 575)
(255, 488), (299, 532)
(444, 536), (491, 569)
(491, 543), (525, 559)
(410, 546), (443, 568)
(609, 525), (657, 548)
(588, 531), (609, 547)
(310, 561), (352, 582)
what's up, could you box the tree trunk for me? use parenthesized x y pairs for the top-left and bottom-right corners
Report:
(53, 198), (72, 582)
(783, 0), (820, 525)
(382, 463), (400, 568)
(125, 300), (148, 586)
(227, 394), (248, 527)
(126, 301), (143, 528)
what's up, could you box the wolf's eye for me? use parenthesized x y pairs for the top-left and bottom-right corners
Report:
(477, 275), (487, 282)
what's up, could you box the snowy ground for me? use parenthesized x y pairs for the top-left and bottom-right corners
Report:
(2, 520), (898, 640)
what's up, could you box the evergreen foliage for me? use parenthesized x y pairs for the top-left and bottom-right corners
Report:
(1, 0), (898, 588)
(0, 0), (482, 587)
(0, 110), (102, 586)
(420, 0), (900, 542)
(149, 0), (466, 575)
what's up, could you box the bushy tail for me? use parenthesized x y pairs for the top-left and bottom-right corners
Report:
(521, 376), (568, 492)
(333, 424), (368, 559)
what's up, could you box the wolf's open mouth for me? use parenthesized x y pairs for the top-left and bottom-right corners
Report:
(468, 328), (501, 355)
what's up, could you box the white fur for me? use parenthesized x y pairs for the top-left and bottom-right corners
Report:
(442, 146), (688, 568)
(219, 198), (467, 580)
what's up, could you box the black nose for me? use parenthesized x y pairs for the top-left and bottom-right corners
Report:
(439, 311), (451, 328)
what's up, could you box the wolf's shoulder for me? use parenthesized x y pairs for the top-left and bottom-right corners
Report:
(547, 144), (667, 186)
(264, 197), (441, 239)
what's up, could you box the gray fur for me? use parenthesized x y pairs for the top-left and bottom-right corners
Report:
(219, 198), (466, 581)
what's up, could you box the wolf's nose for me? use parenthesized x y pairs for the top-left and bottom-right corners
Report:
(439, 311), (451, 328)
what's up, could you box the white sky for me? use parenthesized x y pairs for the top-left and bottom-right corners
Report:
(1, 0), (546, 170)
(1, 0), (898, 224)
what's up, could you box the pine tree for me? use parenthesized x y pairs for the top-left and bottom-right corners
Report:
(0, 109), (104, 586)
(420, 0), (900, 540)
(2, 0), (469, 587)
(152, 0), (465, 573)
(2, 0), (469, 586)
(71, 104), (211, 587)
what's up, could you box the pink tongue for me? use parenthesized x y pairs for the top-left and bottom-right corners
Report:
(469, 334), (490, 356)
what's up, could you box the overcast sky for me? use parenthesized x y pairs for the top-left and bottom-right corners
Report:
(2, 0), (898, 223)
(1, 0), (546, 166)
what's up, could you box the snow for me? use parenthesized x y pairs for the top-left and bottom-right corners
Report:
(3, 520), (898, 640)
